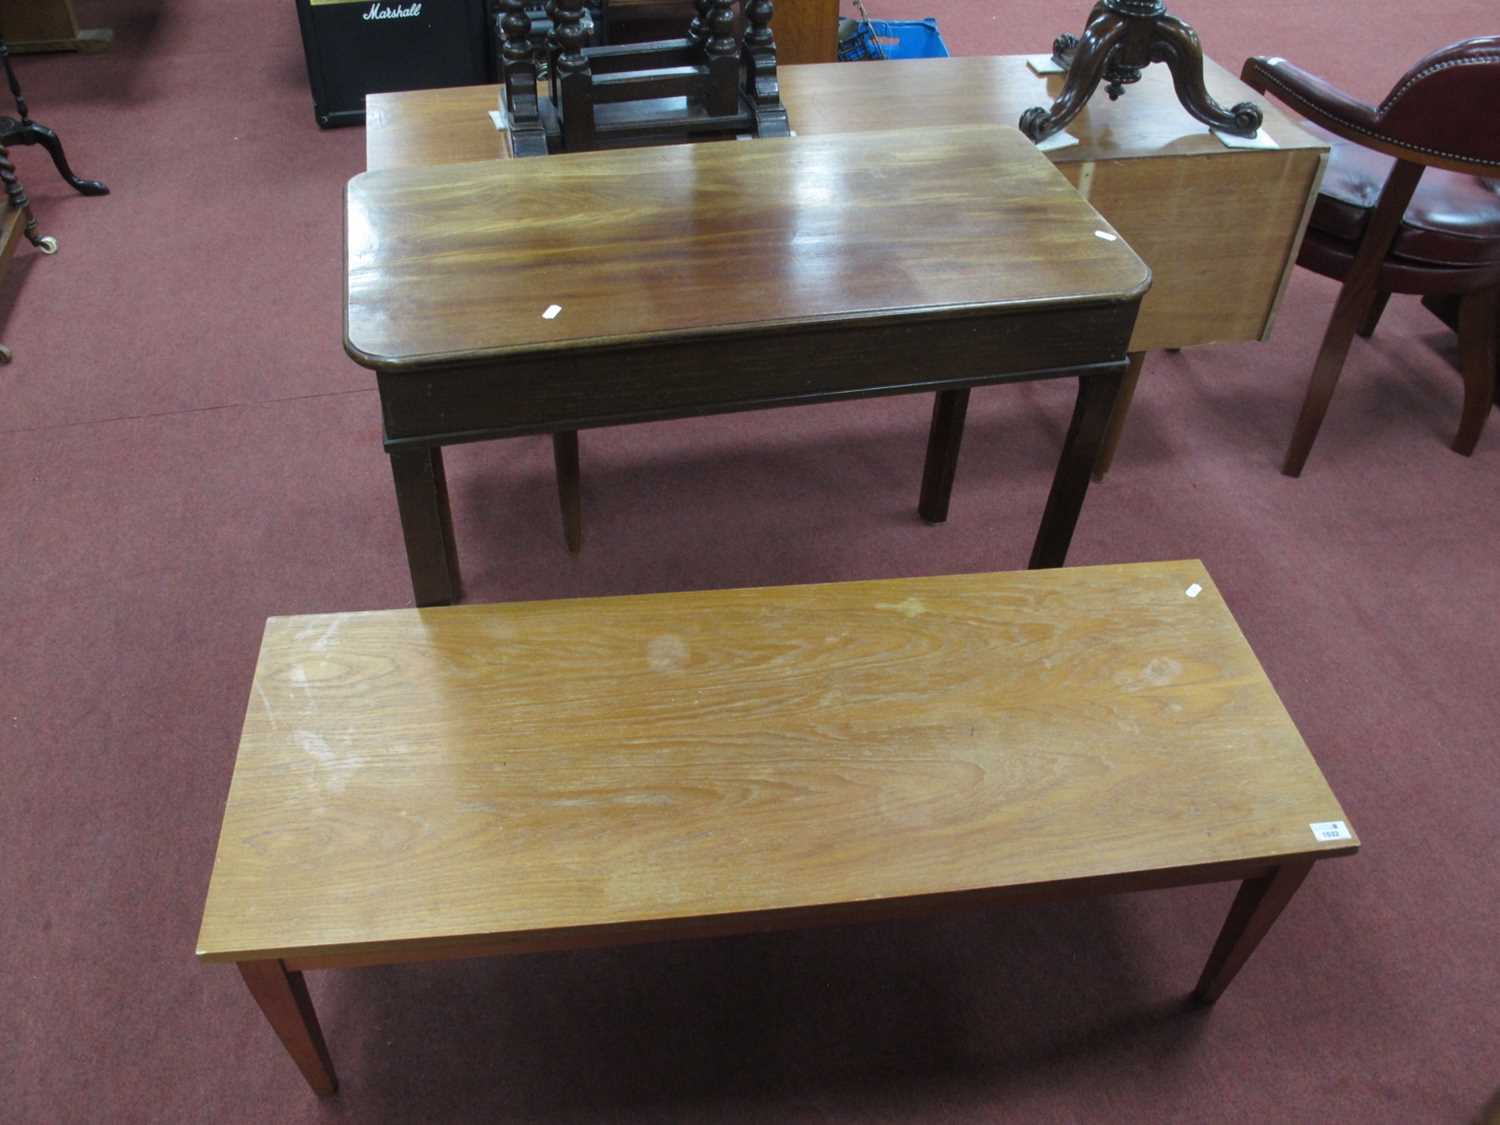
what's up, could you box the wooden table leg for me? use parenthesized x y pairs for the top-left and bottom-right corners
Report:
(389, 446), (461, 607)
(918, 388), (971, 524)
(552, 430), (583, 554)
(238, 960), (338, 1096)
(1091, 350), (1145, 481)
(1028, 365), (1122, 569)
(1193, 859), (1313, 1005)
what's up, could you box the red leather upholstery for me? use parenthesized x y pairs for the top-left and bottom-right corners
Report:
(1243, 37), (1500, 171)
(1306, 122), (1500, 267)
(1240, 40), (1500, 474)
(1375, 37), (1500, 165)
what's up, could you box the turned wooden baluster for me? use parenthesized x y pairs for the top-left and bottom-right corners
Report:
(703, 0), (740, 116)
(0, 142), (49, 250)
(742, 0), (789, 134)
(744, 0), (773, 48)
(687, 0), (713, 43)
(553, 0), (595, 151)
(498, 0), (547, 157)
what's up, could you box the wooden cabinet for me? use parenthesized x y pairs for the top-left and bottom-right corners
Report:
(0, 0), (112, 53)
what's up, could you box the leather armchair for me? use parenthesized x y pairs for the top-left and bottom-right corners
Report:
(1241, 39), (1500, 476)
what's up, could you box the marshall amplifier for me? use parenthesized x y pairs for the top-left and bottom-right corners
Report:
(294, 0), (494, 128)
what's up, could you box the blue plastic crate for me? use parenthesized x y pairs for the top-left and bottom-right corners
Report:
(838, 18), (949, 62)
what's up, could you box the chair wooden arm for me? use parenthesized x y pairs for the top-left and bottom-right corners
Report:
(1240, 57), (1389, 155)
(1242, 47), (1500, 175)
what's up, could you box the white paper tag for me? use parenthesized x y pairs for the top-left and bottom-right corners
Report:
(1310, 820), (1352, 842)
(1185, 583), (1203, 598)
(1212, 127), (1279, 150)
(542, 304), (562, 320)
(1034, 130), (1080, 153)
(1026, 54), (1067, 75)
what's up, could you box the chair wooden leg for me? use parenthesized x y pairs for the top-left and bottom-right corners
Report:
(1357, 289), (1390, 338)
(1283, 285), (1373, 477)
(1091, 350), (1145, 481)
(1284, 160), (1425, 477)
(1452, 289), (1498, 456)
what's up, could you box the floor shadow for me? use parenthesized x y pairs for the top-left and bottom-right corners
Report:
(5, 4), (170, 105)
(327, 894), (1214, 1120)
(442, 387), (1082, 602)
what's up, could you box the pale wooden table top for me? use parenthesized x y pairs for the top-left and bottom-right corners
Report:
(198, 560), (1355, 965)
(345, 123), (1150, 369)
(365, 54), (1325, 173)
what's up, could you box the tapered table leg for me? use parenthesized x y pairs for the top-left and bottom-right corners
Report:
(918, 388), (971, 524)
(389, 446), (461, 607)
(238, 960), (338, 1096)
(1193, 859), (1313, 1005)
(1092, 350), (1145, 481)
(552, 430), (583, 553)
(1029, 366), (1122, 569)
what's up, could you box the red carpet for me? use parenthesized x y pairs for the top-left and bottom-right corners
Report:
(4, 1), (1499, 1121)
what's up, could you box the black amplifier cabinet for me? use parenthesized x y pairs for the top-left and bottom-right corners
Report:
(295, 0), (494, 128)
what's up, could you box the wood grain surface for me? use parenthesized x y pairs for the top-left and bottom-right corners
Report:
(363, 56), (1325, 352)
(198, 560), (1355, 964)
(365, 56), (1325, 173)
(345, 123), (1150, 369)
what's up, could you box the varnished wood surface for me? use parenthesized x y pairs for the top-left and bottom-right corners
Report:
(762, 0), (838, 66)
(345, 123), (1151, 369)
(363, 56), (1325, 352)
(198, 560), (1355, 964)
(365, 55), (1323, 173)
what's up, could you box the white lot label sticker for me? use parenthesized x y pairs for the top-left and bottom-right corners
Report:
(1185, 583), (1202, 598)
(1310, 821), (1352, 842)
(542, 304), (562, 320)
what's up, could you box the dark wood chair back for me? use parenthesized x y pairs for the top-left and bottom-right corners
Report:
(1240, 38), (1500, 475)
(1243, 36), (1500, 176)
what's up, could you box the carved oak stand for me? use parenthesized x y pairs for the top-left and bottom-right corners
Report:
(1019, 0), (1262, 142)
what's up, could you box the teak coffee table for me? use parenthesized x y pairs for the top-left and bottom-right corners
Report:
(198, 560), (1357, 1096)
(345, 123), (1151, 606)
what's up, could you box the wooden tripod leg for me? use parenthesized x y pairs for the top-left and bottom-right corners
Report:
(1018, 8), (1129, 141)
(1193, 860), (1313, 1005)
(238, 960), (338, 1096)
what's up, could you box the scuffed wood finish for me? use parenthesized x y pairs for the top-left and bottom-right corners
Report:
(345, 124), (1150, 368)
(364, 56), (1326, 353)
(198, 560), (1355, 967)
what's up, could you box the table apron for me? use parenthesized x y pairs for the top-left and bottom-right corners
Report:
(376, 300), (1140, 447)
(268, 852), (1320, 972)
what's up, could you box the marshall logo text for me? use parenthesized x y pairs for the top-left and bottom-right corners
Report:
(363, 2), (422, 19)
